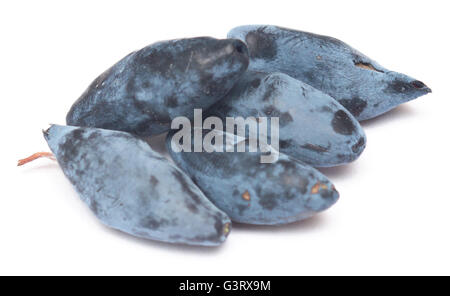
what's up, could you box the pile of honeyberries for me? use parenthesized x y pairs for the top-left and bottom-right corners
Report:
(19, 25), (431, 246)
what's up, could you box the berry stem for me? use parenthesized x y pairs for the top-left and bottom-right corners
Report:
(17, 152), (55, 166)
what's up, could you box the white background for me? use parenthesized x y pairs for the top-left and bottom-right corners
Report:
(1, 0), (449, 276)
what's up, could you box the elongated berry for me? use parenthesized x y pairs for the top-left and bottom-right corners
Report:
(67, 37), (249, 135)
(42, 125), (231, 246)
(228, 25), (431, 120)
(167, 129), (339, 225)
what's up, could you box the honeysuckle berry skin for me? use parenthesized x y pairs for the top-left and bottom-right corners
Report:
(228, 25), (432, 121)
(206, 71), (366, 167)
(166, 130), (339, 225)
(66, 37), (249, 136)
(44, 125), (231, 246)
